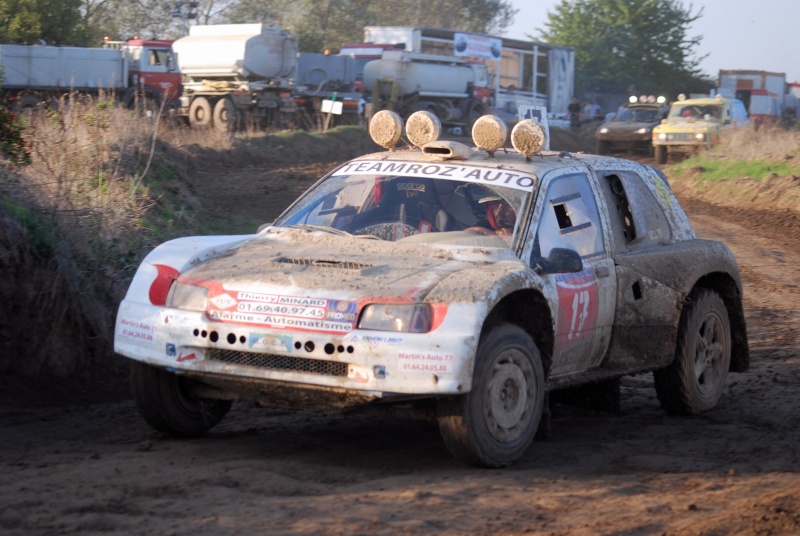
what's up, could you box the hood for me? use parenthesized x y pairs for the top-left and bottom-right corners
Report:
(602, 120), (658, 132)
(178, 227), (518, 303)
(657, 119), (720, 133)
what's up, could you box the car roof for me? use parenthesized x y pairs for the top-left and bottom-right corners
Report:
(346, 145), (646, 178)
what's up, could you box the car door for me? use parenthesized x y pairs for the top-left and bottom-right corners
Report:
(591, 167), (686, 370)
(531, 170), (617, 375)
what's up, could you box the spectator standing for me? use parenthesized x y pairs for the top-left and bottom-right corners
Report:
(568, 97), (581, 129)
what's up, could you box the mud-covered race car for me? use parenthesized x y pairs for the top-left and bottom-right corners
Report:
(595, 96), (669, 155)
(115, 111), (749, 468)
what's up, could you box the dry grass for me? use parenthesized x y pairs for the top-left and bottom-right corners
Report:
(712, 124), (800, 162)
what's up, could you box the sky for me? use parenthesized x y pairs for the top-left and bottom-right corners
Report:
(504, 0), (800, 84)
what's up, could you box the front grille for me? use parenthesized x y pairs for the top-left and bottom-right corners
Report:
(664, 133), (700, 142)
(208, 349), (348, 377)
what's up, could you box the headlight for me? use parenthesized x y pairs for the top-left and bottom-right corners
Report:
(599, 127), (608, 134)
(167, 281), (209, 311)
(636, 127), (649, 134)
(656, 132), (667, 140)
(695, 133), (705, 140)
(358, 303), (432, 333)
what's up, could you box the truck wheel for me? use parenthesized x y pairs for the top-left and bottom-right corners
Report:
(437, 324), (545, 467)
(654, 289), (731, 415)
(188, 97), (212, 128)
(596, 140), (609, 155)
(213, 98), (237, 132)
(130, 360), (232, 437)
(654, 145), (667, 164)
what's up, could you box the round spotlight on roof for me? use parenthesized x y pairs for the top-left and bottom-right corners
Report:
(405, 111), (442, 148)
(677, 93), (687, 101)
(510, 119), (545, 159)
(369, 110), (404, 150)
(657, 95), (667, 104)
(646, 95), (656, 103)
(629, 96), (638, 104)
(472, 115), (508, 154)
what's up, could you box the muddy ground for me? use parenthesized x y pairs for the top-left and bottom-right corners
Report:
(1, 129), (799, 535)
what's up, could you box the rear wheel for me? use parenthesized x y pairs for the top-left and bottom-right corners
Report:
(654, 144), (667, 164)
(437, 324), (545, 467)
(654, 289), (731, 415)
(130, 361), (231, 437)
(213, 97), (237, 132)
(188, 97), (212, 128)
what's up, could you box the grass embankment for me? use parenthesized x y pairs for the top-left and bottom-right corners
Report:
(665, 126), (800, 212)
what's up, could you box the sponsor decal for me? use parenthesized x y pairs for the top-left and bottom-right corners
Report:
(373, 365), (386, 379)
(119, 318), (156, 342)
(350, 334), (404, 349)
(555, 267), (599, 344)
(333, 161), (535, 192)
(249, 333), (292, 352)
(210, 293), (237, 309)
(208, 291), (357, 334)
(326, 300), (357, 323)
(177, 352), (196, 362)
(397, 351), (454, 374)
(166, 343), (176, 357)
(348, 364), (370, 383)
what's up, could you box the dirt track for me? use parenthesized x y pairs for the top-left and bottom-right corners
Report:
(1, 142), (799, 534)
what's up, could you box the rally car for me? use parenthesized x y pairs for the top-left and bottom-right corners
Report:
(595, 96), (669, 155)
(115, 110), (749, 468)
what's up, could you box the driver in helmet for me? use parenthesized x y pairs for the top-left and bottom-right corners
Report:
(464, 187), (517, 236)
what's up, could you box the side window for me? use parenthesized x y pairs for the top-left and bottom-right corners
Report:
(536, 173), (605, 260)
(597, 170), (672, 252)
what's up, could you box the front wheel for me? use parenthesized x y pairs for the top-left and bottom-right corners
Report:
(654, 144), (667, 164)
(437, 324), (545, 467)
(130, 361), (231, 437)
(654, 289), (731, 415)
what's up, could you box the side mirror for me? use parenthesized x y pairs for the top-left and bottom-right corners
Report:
(534, 247), (583, 275)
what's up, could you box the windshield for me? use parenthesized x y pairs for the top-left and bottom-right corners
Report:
(614, 107), (661, 122)
(274, 161), (534, 248)
(668, 103), (723, 122)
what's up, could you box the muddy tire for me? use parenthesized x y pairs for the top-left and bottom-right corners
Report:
(130, 361), (231, 437)
(654, 144), (667, 164)
(437, 324), (545, 468)
(188, 97), (212, 128)
(596, 139), (609, 155)
(654, 289), (731, 415)
(213, 97), (237, 132)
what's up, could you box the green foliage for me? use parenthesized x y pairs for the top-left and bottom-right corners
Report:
(0, 0), (88, 45)
(538, 0), (713, 98)
(0, 101), (31, 165)
(1, 195), (55, 256)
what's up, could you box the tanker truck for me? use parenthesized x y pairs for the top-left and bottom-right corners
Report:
(293, 52), (362, 128)
(172, 23), (298, 130)
(362, 50), (491, 131)
(0, 39), (181, 114)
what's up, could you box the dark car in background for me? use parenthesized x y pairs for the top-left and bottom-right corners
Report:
(595, 98), (669, 156)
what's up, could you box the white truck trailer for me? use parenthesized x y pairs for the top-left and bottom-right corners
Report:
(0, 39), (181, 113)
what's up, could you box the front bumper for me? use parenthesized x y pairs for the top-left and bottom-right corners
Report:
(115, 299), (481, 399)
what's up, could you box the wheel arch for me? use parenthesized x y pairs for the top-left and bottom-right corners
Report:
(691, 271), (750, 373)
(480, 288), (555, 378)
(124, 85), (162, 108)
